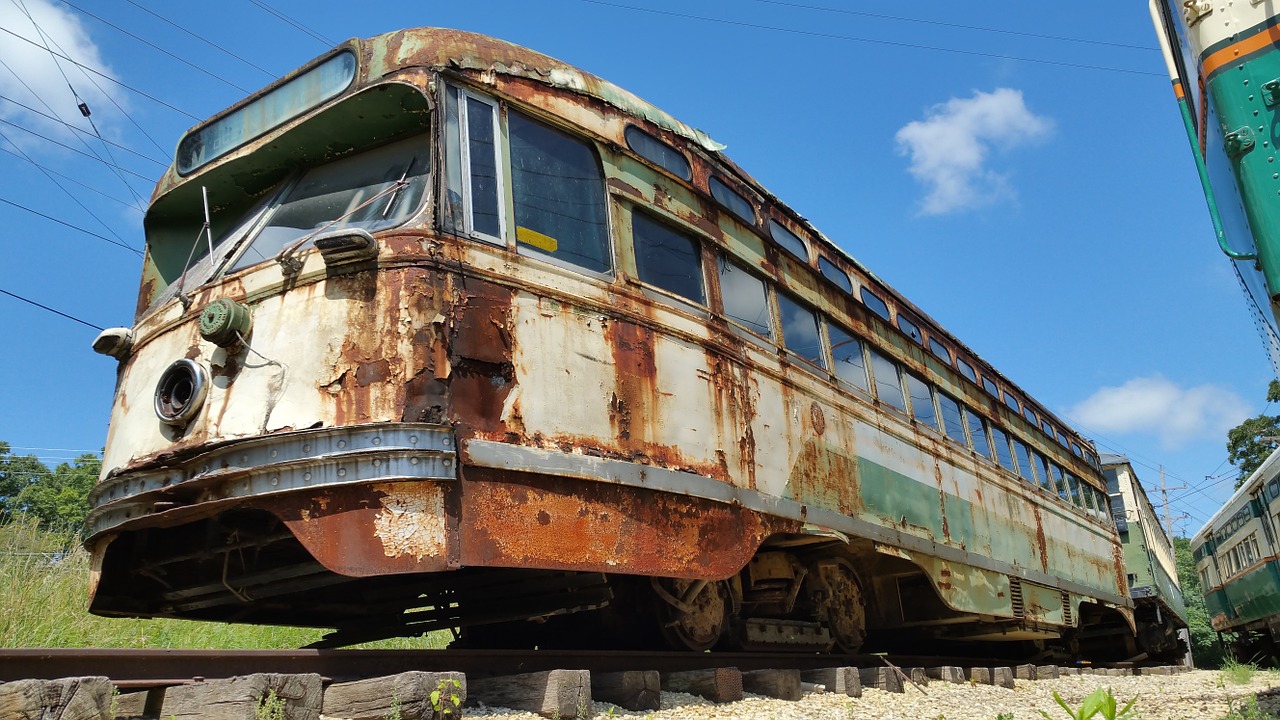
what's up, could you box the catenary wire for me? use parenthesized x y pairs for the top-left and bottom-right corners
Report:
(0, 288), (103, 331)
(119, 0), (279, 80)
(0, 197), (141, 254)
(246, 0), (334, 46)
(0, 27), (201, 120)
(1, 146), (144, 212)
(0, 126), (142, 251)
(0, 94), (167, 166)
(12, 0), (150, 209)
(578, 0), (1166, 77)
(745, 0), (1160, 52)
(56, 0), (252, 93)
(0, 116), (156, 182)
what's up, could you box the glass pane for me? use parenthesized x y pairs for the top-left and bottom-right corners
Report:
(861, 287), (890, 320)
(938, 392), (967, 444)
(1013, 439), (1036, 484)
(1023, 405), (1038, 425)
(829, 324), (869, 393)
(1050, 464), (1069, 500)
(905, 373), (938, 429)
(632, 212), (703, 303)
(778, 293), (824, 367)
(510, 112), (611, 272)
(719, 258), (772, 337)
(442, 87), (464, 232)
(897, 315), (923, 344)
(991, 426), (1016, 471)
(869, 349), (906, 412)
(1004, 392), (1021, 413)
(1070, 441), (1084, 458)
(624, 125), (691, 180)
(1041, 418), (1055, 437)
(1067, 474), (1083, 507)
(982, 376), (1000, 398)
(231, 133), (431, 271)
(768, 219), (808, 260)
(711, 177), (755, 224)
(957, 358), (978, 383)
(965, 408), (992, 459)
(1034, 453), (1053, 492)
(928, 337), (950, 363)
(1080, 483), (1097, 512)
(818, 257), (852, 292)
(467, 96), (501, 237)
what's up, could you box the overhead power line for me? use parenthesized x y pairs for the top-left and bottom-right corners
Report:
(246, 0), (334, 47)
(746, 0), (1160, 52)
(579, 0), (1165, 78)
(57, 0), (252, 93)
(0, 287), (103, 331)
(0, 94), (167, 166)
(1, 146), (145, 213)
(0, 196), (141, 254)
(120, 0), (279, 80)
(0, 116), (157, 182)
(0, 27), (201, 120)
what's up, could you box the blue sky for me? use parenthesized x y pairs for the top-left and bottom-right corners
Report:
(0, 0), (1267, 537)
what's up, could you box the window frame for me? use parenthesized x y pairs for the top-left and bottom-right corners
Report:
(630, 208), (707, 308)
(777, 291), (826, 371)
(818, 256), (852, 292)
(624, 125), (692, 180)
(711, 176), (756, 225)
(455, 87), (506, 245)
(860, 287), (891, 321)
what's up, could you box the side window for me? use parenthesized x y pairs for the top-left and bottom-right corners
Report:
(869, 349), (907, 412)
(990, 426), (1017, 472)
(710, 177), (756, 225)
(828, 324), (870, 393)
(965, 408), (993, 459)
(818, 257), (852, 292)
(1033, 452), (1053, 492)
(1004, 392), (1021, 414)
(1067, 473), (1084, 507)
(632, 211), (704, 304)
(938, 392), (968, 444)
(1022, 404), (1038, 425)
(719, 258), (772, 338)
(957, 358), (978, 384)
(981, 376), (1001, 398)
(860, 287), (891, 321)
(777, 293), (825, 368)
(897, 314), (923, 344)
(1012, 439), (1036, 484)
(768, 219), (809, 261)
(445, 88), (503, 240)
(509, 111), (611, 272)
(928, 337), (951, 364)
(1050, 463), (1069, 500)
(905, 373), (938, 430)
(624, 126), (691, 180)
(1040, 418), (1055, 438)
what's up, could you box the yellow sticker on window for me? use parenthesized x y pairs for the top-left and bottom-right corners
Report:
(516, 226), (558, 252)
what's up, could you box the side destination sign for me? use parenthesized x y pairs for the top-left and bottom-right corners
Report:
(176, 50), (357, 175)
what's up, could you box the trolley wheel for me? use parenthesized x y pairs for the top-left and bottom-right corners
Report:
(812, 559), (867, 654)
(652, 578), (728, 651)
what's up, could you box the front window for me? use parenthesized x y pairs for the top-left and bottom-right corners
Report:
(444, 85), (611, 274)
(509, 112), (611, 272)
(229, 132), (431, 272)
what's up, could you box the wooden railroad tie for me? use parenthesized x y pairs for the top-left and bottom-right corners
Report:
(662, 667), (743, 703)
(468, 669), (591, 719)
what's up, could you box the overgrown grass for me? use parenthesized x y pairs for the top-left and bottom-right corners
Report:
(1220, 695), (1280, 720)
(0, 517), (447, 649)
(1223, 658), (1261, 686)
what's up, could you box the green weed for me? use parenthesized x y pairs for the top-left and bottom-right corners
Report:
(256, 689), (286, 720)
(1223, 658), (1259, 685)
(1220, 695), (1280, 720)
(1039, 687), (1138, 720)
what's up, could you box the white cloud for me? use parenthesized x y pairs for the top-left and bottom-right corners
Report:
(1065, 376), (1251, 450)
(895, 88), (1051, 216)
(0, 0), (121, 154)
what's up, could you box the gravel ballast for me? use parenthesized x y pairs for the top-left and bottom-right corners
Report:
(455, 669), (1280, 720)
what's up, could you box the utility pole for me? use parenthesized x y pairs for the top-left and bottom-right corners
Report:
(1157, 465), (1188, 539)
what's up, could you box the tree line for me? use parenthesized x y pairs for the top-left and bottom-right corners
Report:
(0, 442), (101, 534)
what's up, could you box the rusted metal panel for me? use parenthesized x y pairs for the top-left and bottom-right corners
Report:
(457, 468), (797, 579)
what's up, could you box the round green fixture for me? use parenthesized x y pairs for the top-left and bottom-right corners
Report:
(198, 298), (252, 347)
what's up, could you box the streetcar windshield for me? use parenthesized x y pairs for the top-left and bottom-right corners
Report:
(228, 133), (430, 272)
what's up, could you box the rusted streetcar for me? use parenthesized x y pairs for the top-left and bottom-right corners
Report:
(89, 28), (1155, 658)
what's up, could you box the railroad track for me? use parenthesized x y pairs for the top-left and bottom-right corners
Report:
(0, 648), (1190, 719)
